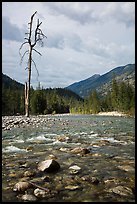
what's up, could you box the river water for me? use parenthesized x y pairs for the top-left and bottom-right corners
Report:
(2, 114), (135, 202)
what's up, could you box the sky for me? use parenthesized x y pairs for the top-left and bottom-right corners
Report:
(2, 2), (135, 89)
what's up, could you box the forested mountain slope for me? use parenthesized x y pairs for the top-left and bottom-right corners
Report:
(66, 64), (135, 98)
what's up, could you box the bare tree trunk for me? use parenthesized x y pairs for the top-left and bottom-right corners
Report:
(25, 46), (32, 117)
(25, 82), (28, 117)
(19, 11), (46, 117)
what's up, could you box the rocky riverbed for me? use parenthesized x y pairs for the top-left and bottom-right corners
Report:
(2, 114), (135, 202)
(2, 112), (129, 131)
(2, 115), (55, 131)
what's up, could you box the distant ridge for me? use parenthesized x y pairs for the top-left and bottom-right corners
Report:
(66, 64), (135, 98)
(2, 73), (24, 90)
(2, 73), (83, 101)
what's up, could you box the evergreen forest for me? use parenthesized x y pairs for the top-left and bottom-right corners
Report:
(2, 76), (135, 116)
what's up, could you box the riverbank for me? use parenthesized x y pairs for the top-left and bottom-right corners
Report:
(97, 111), (127, 117)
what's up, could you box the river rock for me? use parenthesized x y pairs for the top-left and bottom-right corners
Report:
(69, 165), (81, 171)
(13, 181), (31, 192)
(56, 135), (70, 142)
(48, 154), (58, 160)
(37, 159), (60, 172)
(69, 165), (81, 174)
(90, 177), (100, 184)
(81, 175), (99, 184)
(65, 185), (81, 190)
(21, 194), (37, 201)
(34, 188), (50, 198)
(117, 165), (135, 172)
(104, 177), (120, 185)
(70, 147), (90, 154)
(23, 170), (36, 177)
(108, 186), (133, 196)
(26, 146), (33, 151)
(59, 147), (69, 152)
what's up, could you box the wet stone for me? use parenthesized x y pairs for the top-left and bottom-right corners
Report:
(23, 170), (36, 177)
(34, 188), (50, 198)
(41, 176), (50, 182)
(37, 159), (60, 173)
(69, 165), (81, 175)
(117, 165), (135, 172)
(8, 173), (16, 178)
(21, 194), (37, 201)
(70, 147), (91, 154)
(81, 175), (100, 184)
(65, 185), (81, 190)
(108, 186), (133, 196)
(13, 181), (31, 192)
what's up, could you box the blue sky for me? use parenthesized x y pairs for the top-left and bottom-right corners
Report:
(2, 2), (135, 89)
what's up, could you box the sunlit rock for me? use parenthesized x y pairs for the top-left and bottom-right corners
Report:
(38, 159), (60, 172)
(13, 181), (31, 192)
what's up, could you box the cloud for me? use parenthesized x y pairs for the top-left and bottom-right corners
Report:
(2, 2), (135, 89)
(45, 2), (135, 27)
(46, 32), (83, 52)
(45, 2), (98, 25)
(46, 33), (64, 49)
(2, 16), (24, 42)
(100, 2), (135, 27)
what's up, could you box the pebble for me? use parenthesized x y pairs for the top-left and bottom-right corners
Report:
(23, 170), (35, 177)
(69, 165), (81, 171)
(81, 175), (99, 184)
(65, 185), (81, 190)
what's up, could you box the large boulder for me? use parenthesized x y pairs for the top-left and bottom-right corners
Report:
(37, 159), (60, 173)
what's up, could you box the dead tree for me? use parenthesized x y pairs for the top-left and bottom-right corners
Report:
(19, 11), (46, 117)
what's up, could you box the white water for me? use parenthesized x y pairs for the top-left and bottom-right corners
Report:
(3, 145), (27, 153)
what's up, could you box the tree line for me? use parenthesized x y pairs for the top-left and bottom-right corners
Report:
(71, 78), (135, 115)
(2, 78), (135, 116)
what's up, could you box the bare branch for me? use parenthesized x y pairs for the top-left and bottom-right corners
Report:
(20, 50), (29, 65)
(28, 181), (50, 192)
(28, 11), (37, 42)
(19, 42), (29, 55)
(31, 11), (37, 21)
(31, 59), (39, 78)
(33, 48), (42, 56)
(38, 21), (42, 27)
(37, 28), (47, 38)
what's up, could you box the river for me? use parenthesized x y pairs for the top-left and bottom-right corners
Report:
(2, 114), (135, 202)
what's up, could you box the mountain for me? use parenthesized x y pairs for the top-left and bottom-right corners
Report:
(66, 64), (135, 98)
(44, 87), (83, 101)
(2, 73), (24, 90)
(2, 73), (83, 101)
